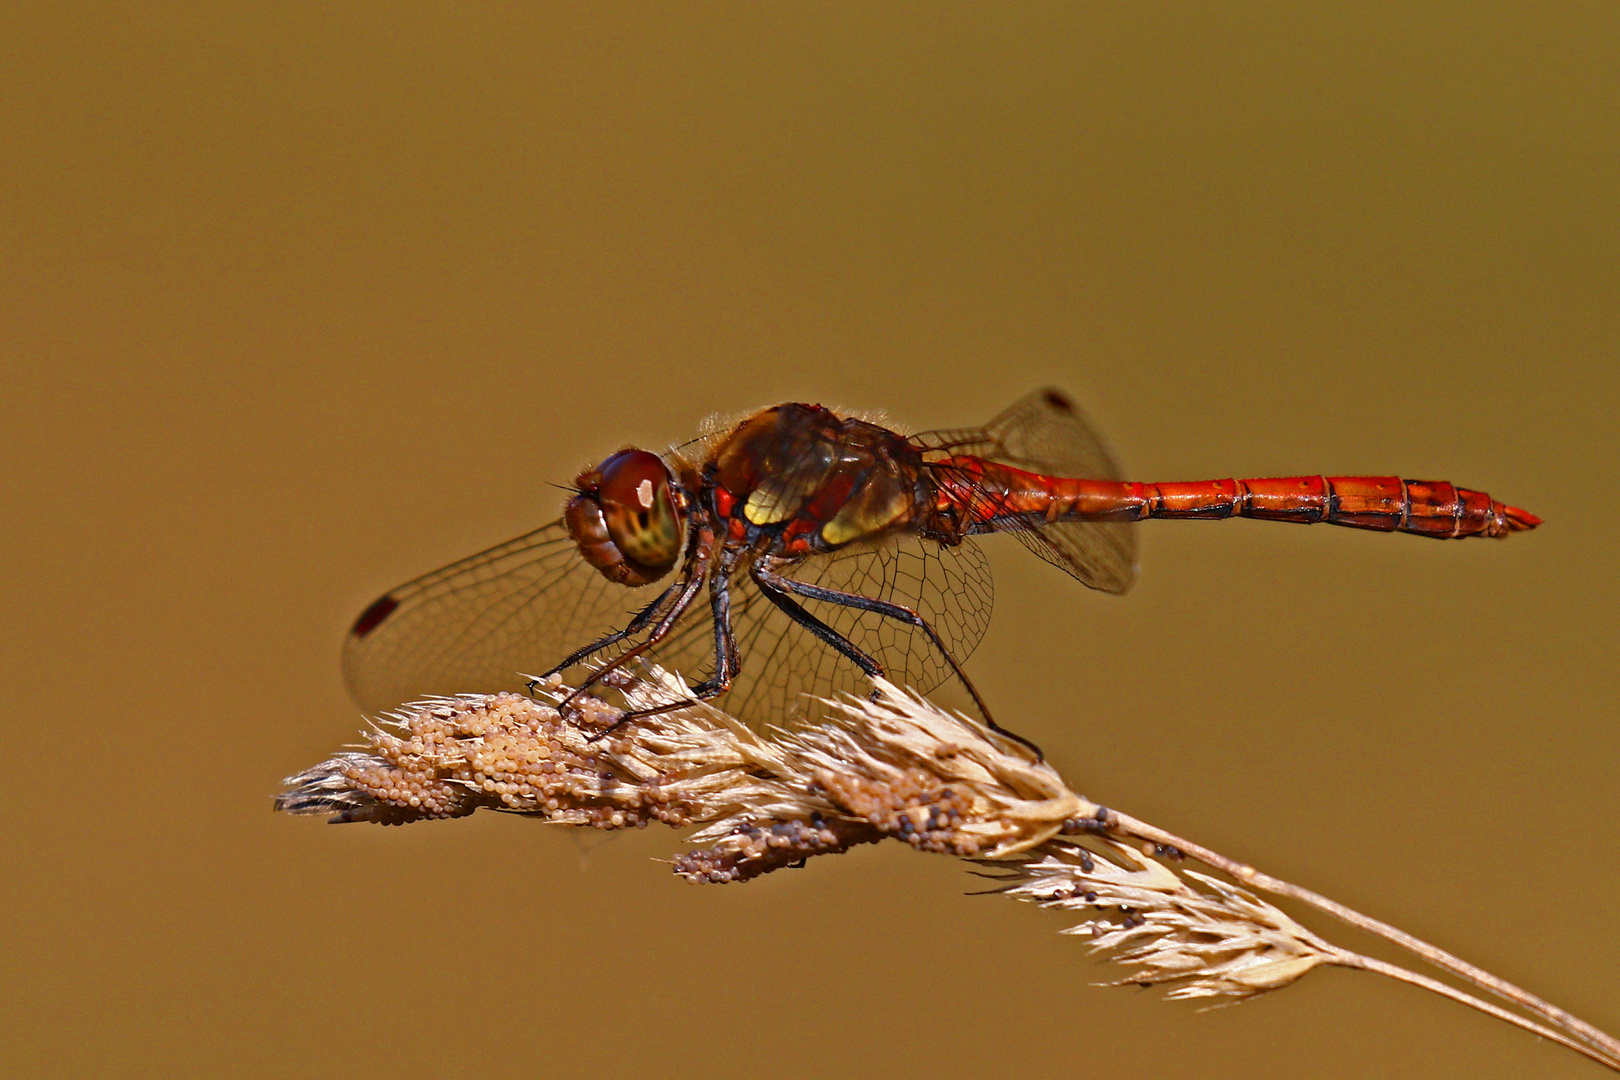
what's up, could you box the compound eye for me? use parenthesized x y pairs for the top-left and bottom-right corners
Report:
(596, 449), (683, 574)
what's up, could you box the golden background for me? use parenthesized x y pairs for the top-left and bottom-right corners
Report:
(3, 6), (1615, 1077)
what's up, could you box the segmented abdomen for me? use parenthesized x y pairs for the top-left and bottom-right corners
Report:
(1130, 475), (1539, 538)
(939, 460), (1541, 539)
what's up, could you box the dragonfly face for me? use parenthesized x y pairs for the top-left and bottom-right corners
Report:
(565, 449), (687, 587)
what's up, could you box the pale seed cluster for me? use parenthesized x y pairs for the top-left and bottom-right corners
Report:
(674, 814), (882, 884)
(277, 688), (704, 829)
(818, 766), (979, 854)
(670, 775), (981, 884)
(280, 671), (1090, 875)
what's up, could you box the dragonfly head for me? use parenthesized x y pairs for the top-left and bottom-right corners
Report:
(566, 449), (686, 586)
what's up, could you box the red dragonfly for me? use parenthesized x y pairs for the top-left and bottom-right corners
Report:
(344, 389), (1539, 749)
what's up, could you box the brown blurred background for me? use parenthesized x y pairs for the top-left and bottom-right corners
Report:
(3, 5), (1615, 1077)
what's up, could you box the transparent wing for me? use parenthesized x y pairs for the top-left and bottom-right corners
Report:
(646, 535), (994, 728)
(342, 519), (663, 714)
(341, 520), (992, 727)
(911, 386), (1139, 594)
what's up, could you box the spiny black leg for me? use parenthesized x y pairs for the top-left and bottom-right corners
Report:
(587, 564), (740, 741)
(526, 584), (677, 697)
(559, 558), (708, 707)
(759, 569), (1043, 760)
(551, 520), (714, 707)
(702, 561), (740, 694)
(752, 568), (884, 678)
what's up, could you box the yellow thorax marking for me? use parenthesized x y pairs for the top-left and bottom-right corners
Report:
(821, 483), (909, 546)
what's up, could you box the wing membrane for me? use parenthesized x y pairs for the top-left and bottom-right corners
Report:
(911, 387), (1139, 594)
(647, 535), (993, 727)
(343, 520), (994, 727)
(342, 519), (658, 714)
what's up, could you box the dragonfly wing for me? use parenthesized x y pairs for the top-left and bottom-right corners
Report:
(911, 386), (1139, 594)
(1008, 514), (1136, 594)
(647, 535), (994, 727)
(341, 519), (658, 714)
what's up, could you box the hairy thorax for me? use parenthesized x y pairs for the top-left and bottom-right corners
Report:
(708, 403), (929, 558)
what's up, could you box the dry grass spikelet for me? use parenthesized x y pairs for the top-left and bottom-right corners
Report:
(984, 841), (1333, 1000)
(277, 666), (1620, 1071)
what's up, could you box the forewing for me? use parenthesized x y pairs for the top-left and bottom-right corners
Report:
(911, 387), (1139, 594)
(342, 519), (656, 714)
(647, 536), (994, 728)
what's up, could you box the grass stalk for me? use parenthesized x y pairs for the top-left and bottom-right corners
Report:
(277, 669), (1619, 1071)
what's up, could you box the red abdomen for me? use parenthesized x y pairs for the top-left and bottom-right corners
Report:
(939, 461), (1541, 539)
(1136, 475), (1540, 538)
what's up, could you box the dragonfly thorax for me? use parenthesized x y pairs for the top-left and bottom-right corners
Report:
(709, 403), (926, 555)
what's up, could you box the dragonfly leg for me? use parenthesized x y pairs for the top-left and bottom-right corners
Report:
(593, 564), (892, 740)
(589, 568), (742, 740)
(755, 567), (1043, 760)
(558, 555), (709, 709)
(751, 566), (884, 679)
(686, 563), (741, 697)
(527, 582), (679, 696)
(592, 553), (748, 738)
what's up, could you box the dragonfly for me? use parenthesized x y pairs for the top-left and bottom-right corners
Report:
(343, 389), (1539, 752)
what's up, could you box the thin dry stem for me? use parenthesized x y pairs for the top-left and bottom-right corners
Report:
(277, 668), (1619, 1071)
